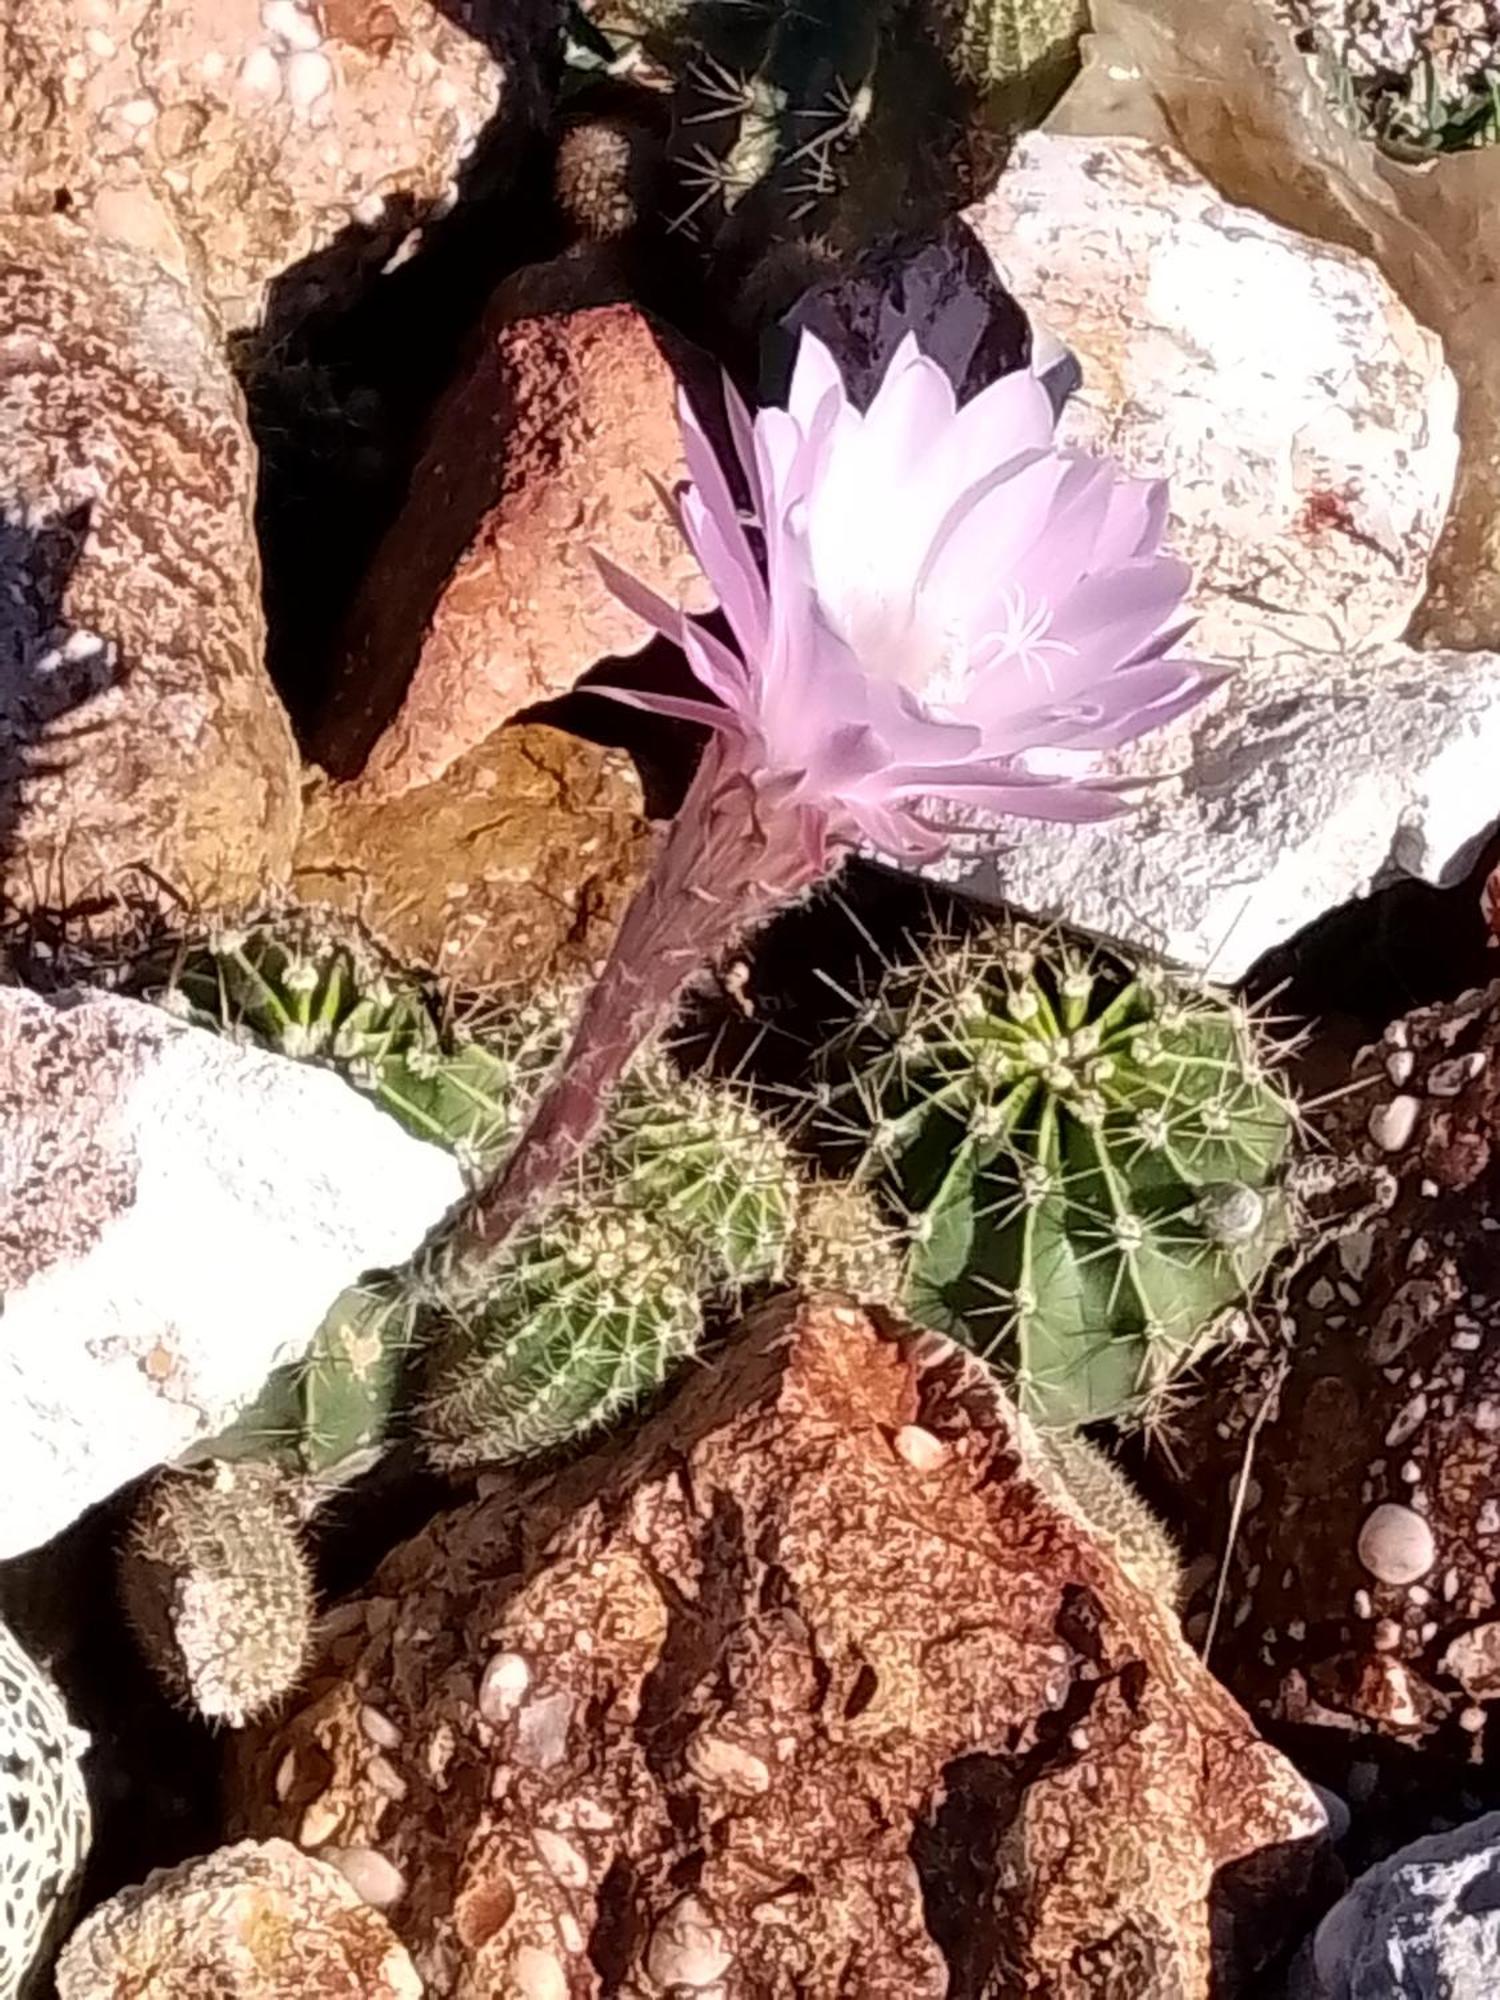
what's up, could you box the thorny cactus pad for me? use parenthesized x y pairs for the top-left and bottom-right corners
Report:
(418, 1197), (704, 1467)
(606, 1057), (801, 1287)
(120, 1460), (316, 1729)
(142, 909), (573, 1176)
(0, 1620), (90, 2000)
(813, 921), (1297, 1428)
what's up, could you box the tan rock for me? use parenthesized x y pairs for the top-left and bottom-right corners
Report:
(311, 304), (713, 792)
(229, 1298), (1331, 1998)
(0, 217), (299, 930)
(0, 0), (552, 334)
(55, 1837), (423, 1997)
(291, 721), (650, 992)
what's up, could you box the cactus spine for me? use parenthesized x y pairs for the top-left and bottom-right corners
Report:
(812, 920), (1297, 1429)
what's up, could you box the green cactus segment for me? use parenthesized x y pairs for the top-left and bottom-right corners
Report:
(196, 1280), (424, 1480)
(144, 913), (573, 1174)
(419, 1198), (703, 1467)
(815, 925), (1296, 1428)
(605, 1059), (800, 1287)
(941, 0), (1090, 92)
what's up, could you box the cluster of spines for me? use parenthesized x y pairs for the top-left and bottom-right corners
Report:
(120, 1459), (316, 1728)
(415, 1062), (802, 1466)
(811, 919), (1298, 1429)
(140, 907), (576, 1179)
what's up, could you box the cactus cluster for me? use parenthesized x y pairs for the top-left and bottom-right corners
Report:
(138, 909), (572, 1177)
(568, 0), (1089, 300)
(418, 1059), (803, 1467)
(120, 1461), (316, 1729)
(134, 910), (803, 1483)
(811, 919), (1298, 1429)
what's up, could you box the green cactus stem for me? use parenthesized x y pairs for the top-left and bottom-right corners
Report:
(813, 920), (1298, 1429)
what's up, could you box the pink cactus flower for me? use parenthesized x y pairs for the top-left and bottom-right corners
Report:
(452, 331), (1222, 1268)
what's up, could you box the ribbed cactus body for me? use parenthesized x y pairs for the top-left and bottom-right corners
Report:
(419, 1198), (703, 1466)
(146, 911), (572, 1174)
(419, 1064), (803, 1467)
(814, 922), (1296, 1428)
(942, 0), (1090, 91)
(121, 1460), (315, 1728)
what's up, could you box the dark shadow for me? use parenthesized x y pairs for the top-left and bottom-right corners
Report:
(0, 504), (130, 895)
(0, 1483), (221, 1951)
(232, 48), (566, 739)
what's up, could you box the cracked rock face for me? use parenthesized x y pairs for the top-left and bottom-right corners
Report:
(228, 1297), (1330, 1998)
(55, 1838), (423, 1998)
(0, 218), (300, 929)
(1167, 979), (1500, 1763)
(0, 0), (553, 335)
(935, 132), (1475, 981)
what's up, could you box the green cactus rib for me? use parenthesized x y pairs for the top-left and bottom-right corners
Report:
(814, 923), (1297, 1429)
(605, 1058), (800, 1288)
(418, 1196), (703, 1467)
(144, 912), (574, 1175)
(943, 0), (1090, 91)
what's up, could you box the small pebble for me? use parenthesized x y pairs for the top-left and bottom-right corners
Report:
(893, 1424), (947, 1473)
(513, 1947), (569, 2000)
(478, 1650), (531, 1724)
(325, 1845), (405, 1909)
(1357, 1503), (1435, 1587)
(646, 1896), (734, 1989)
(1369, 1095), (1420, 1151)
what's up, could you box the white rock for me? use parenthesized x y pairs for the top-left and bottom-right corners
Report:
(925, 133), (1474, 981)
(0, 988), (463, 1557)
(1309, 1810), (1500, 1997)
(931, 642), (1500, 979)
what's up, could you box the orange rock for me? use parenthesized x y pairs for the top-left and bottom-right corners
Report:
(229, 1298), (1331, 1997)
(0, 0), (553, 335)
(311, 303), (713, 794)
(292, 721), (649, 993)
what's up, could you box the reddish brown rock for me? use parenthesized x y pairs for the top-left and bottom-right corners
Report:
(55, 1838), (422, 1998)
(291, 720), (650, 992)
(0, 218), (299, 930)
(311, 303), (712, 792)
(228, 1298), (1330, 1998)
(0, 0), (553, 333)
(1163, 980), (1500, 1765)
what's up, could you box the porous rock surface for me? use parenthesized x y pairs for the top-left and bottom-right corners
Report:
(939, 132), (1477, 980)
(229, 1297), (1330, 1997)
(0, 217), (299, 929)
(312, 303), (713, 791)
(54, 1837), (423, 1998)
(1165, 978), (1500, 1760)
(292, 721), (649, 992)
(0, 985), (463, 1558)
(0, 0), (551, 334)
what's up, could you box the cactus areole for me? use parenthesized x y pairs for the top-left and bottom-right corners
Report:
(815, 924), (1296, 1427)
